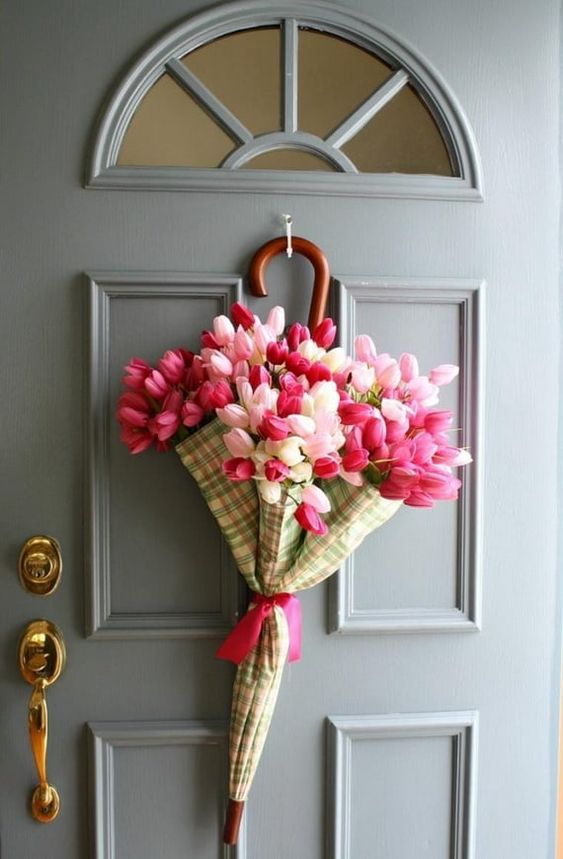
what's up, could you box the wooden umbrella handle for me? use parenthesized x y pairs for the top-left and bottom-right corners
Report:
(248, 236), (330, 332)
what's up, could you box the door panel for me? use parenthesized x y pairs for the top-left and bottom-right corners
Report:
(0, 1), (559, 858)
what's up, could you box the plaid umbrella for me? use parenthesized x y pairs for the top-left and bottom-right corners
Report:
(177, 419), (400, 844)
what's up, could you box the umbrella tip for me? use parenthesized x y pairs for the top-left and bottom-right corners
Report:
(223, 799), (245, 845)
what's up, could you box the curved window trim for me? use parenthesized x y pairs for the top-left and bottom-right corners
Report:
(86, 0), (483, 201)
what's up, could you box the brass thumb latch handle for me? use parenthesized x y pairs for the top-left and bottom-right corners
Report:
(18, 620), (66, 822)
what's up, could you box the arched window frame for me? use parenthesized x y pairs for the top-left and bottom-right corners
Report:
(86, 0), (483, 200)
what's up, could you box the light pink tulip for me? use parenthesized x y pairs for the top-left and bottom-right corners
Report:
(206, 350), (233, 377)
(216, 404), (250, 428)
(355, 334), (377, 365)
(399, 352), (419, 383)
(381, 398), (408, 422)
(223, 428), (255, 458)
(212, 315), (235, 346)
(266, 306), (286, 336)
(254, 323), (276, 354)
(301, 433), (336, 460)
(351, 363), (375, 393)
(429, 364), (459, 386)
(233, 327), (254, 360)
(374, 354), (401, 388)
(302, 484), (331, 513)
(286, 414), (316, 437)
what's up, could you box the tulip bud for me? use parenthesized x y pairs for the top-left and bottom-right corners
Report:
(223, 457), (256, 481)
(312, 318), (337, 349)
(302, 484), (331, 513)
(313, 456), (341, 479)
(342, 448), (369, 472)
(182, 401), (204, 428)
(264, 458), (290, 482)
(249, 365), (271, 390)
(230, 302), (255, 330)
(266, 306), (286, 336)
(266, 340), (289, 365)
(354, 334), (377, 365)
(223, 428), (256, 458)
(294, 502), (328, 535)
(429, 364), (459, 386)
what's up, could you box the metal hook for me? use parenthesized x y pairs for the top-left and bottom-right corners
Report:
(282, 214), (293, 258)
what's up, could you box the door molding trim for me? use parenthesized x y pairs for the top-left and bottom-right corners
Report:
(326, 711), (479, 859)
(85, 271), (243, 639)
(88, 720), (247, 858)
(85, 0), (483, 200)
(328, 277), (485, 634)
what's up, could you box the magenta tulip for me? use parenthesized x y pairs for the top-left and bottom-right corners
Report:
(338, 402), (374, 425)
(264, 459), (290, 482)
(222, 457), (256, 481)
(313, 456), (341, 479)
(312, 318), (337, 349)
(342, 448), (369, 472)
(181, 401), (204, 428)
(294, 502), (328, 536)
(266, 340), (289, 365)
(259, 414), (290, 441)
(230, 302), (255, 330)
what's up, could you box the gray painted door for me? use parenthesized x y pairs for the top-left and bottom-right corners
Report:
(0, 1), (559, 858)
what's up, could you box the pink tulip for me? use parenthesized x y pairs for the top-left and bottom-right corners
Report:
(266, 340), (289, 365)
(420, 470), (461, 500)
(213, 314), (235, 346)
(123, 357), (152, 390)
(120, 424), (153, 454)
(381, 398), (408, 422)
(294, 502), (328, 535)
(339, 402), (374, 425)
(249, 365), (271, 390)
(206, 350), (233, 377)
(233, 328), (254, 361)
(144, 369), (170, 400)
(184, 356), (206, 391)
(230, 302), (255, 330)
(302, 484), (331, 513)
(301, 433), (335, 460)
(181, 401), (204, 428)
(287, 323), (310, 351)
(259, 414), (290, 441)
(312, 318), (337, 349)
(223, 428), (255, 458)
(374, 354), (401, 388)
(159, 349), (188, 384)
(283, 415), (313, 438)
(342, 448), (369, 472)
(354, 334), (377, 365)
(201, 330), (220, 349)
(407, 376), (439, 406)
(279, 372), (304, 394)
(351, 363), (375, 393)
(286, 352), (311, 375)
(216, 403), (250, 428)
(379, 466), (420, 500)
(222, 457), (256, 481)
(313, 456), (341, 479)
(424, 410), (453, 434)
(264, 459), (290, 482)
(404, 490), (435, 508)
(266, 306), (286, 336)
(254, 323), (276, 354)
(363, 416), (386, 450)
(209, 381), (234, 409)
(307, 362), (332, 385)
(434, 446), (472, 467)
(385, 419), (408, 443)
(429, 364), (459, 386)
(232, 360), (250, 379)
(117, 391), (151, 413)
(399, 352), (419, 383)
(412, 432), (438, 465)
(277, 390), (303, 418)
(117, 405), (149, 428)
(154, 409), (181, 441)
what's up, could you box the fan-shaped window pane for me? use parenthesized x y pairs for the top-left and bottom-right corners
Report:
(298, 29), (392, 139)
(245, 149), (335, 171)
(183, 27), (281, 136)
(113, 19), (461, 179)
(117, 74), (235, 167)
(342, 83), (453, 175)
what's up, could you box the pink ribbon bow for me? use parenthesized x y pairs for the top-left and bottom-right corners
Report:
(216, 593), (302, 665)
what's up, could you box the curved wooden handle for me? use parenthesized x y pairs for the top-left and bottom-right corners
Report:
(248, 236), (330, 332)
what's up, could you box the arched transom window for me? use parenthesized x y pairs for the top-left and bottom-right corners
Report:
(88, 2), (482, 199)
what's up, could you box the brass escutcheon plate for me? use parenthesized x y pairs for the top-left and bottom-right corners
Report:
(18, 536), (62, 596)
(19, 620), (66, 686)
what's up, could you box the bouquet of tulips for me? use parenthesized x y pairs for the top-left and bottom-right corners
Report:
(116, 301), (471, 844)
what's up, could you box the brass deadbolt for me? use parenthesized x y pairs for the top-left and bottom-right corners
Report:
(18, 536), (62, 596)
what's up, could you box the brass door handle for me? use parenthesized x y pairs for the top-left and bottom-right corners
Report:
(18, 620), (66, 822)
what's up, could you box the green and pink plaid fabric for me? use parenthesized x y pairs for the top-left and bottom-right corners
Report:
(176, 419), (400, 802)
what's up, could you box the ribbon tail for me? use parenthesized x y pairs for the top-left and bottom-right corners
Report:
(216, 604), (265, 664)
(283, 595), (302, 663)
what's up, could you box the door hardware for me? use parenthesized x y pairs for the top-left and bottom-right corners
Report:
(18, 536), (62, 596)
(18, 620), (66, 822)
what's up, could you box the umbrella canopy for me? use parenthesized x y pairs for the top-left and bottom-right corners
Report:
(177, 418), (400, 844)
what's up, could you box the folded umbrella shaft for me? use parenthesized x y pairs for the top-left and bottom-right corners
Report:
(177, 419), (401, 845)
